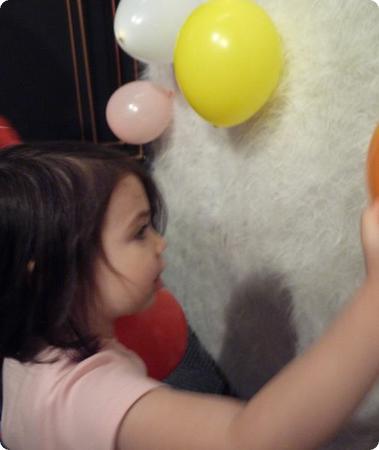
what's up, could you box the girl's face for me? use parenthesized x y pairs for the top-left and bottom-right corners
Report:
(93, 175), (166, 330)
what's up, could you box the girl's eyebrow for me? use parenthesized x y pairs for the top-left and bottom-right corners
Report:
(128, 209), (151, 228)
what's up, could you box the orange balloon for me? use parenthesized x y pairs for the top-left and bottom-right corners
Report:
(367, 124), (379, 199)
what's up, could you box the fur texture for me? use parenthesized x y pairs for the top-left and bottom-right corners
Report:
(145, 0), (379, 447)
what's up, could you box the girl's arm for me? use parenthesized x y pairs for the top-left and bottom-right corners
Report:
(116, 202), (379, 450)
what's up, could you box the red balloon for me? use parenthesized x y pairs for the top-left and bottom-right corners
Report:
(0, 116), (21, 149)
(114, 287), (188, 380)
(367, 124), (379, 199)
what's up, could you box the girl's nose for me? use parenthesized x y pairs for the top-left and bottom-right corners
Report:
(154, 230), (166, 255)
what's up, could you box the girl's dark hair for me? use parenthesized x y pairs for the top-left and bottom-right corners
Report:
(0, 142), (166, 364)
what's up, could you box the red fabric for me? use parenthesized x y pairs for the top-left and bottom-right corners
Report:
(0, 117), (21, 149)
(114, 287), (188, 380)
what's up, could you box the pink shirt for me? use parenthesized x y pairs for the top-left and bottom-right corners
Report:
(1, 339), (161, 450)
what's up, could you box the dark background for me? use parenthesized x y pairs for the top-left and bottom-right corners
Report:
(0, 0), (139, 148)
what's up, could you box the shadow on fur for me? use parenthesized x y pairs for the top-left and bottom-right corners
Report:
(217, 271), (379, 450)
(218, 271), (296, 399)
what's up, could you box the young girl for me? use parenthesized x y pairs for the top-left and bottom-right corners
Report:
(1, 141), (379, 450)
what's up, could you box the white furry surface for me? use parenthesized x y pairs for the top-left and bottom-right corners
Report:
(146, 0), (379, 425)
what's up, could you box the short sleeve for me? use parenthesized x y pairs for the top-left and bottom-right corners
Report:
(2, 340), (162, 450)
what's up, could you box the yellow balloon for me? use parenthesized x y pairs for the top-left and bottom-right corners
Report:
(174, 0), (283, 127)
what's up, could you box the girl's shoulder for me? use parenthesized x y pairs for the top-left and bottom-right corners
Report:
(2, 339), (161, 450)
(4, 338), (149, 380)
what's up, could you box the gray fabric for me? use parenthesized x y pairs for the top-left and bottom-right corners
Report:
(164, 327), (233, 396)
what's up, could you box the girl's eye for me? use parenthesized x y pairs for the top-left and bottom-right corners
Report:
(135, 223), (150, 240)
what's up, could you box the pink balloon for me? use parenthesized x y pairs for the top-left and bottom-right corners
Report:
(106, 81), (174, 144)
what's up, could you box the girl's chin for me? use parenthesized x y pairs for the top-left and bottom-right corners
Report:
(127, 292), (155, 315)
(140, 293), (155, 312)
(119, 288), (157, 316)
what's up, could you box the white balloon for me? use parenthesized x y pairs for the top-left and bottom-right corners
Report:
(114, 0), (204, 64)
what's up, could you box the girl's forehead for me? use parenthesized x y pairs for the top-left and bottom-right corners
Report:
(105, 175), (149, 225)
(115, 175), (147, 204)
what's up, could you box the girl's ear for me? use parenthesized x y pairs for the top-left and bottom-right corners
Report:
(27, 261), (35, 272)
